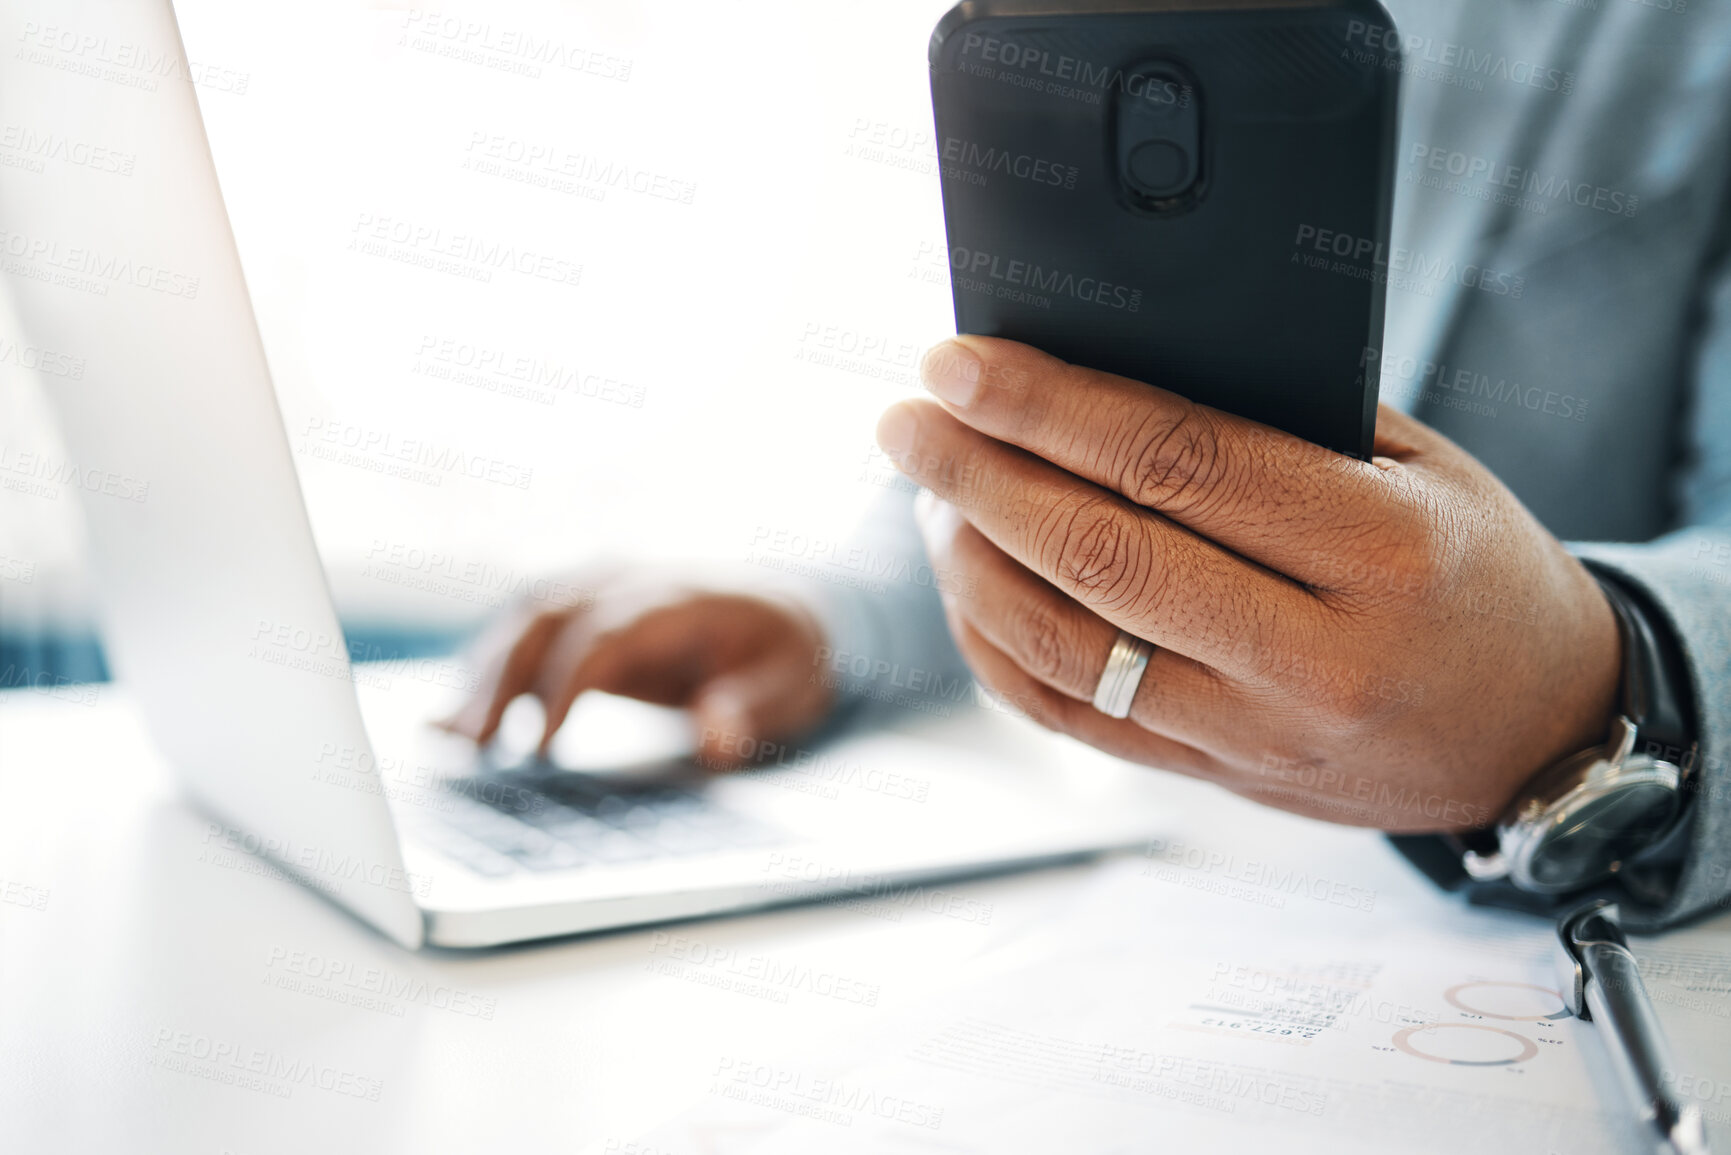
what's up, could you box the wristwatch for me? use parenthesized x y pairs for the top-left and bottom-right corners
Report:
(1393, 568), (1700, 902)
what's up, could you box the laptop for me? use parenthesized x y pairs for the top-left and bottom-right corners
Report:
(0, 0), (1165, 949)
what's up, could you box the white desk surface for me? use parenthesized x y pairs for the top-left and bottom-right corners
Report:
(4, 685), (1728, 1154)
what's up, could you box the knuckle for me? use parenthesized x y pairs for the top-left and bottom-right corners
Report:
(1354, 534), (1451, 606)
(1013, 601), (1071, 687)
(1307, 498), (1448, 604)
(1326, 678), (1387, 730)
(1303, 657), (1408, 730)
(1389, 525), (1455, 586)
(1122, 406), (1225, 512)
(1050, 497), (1144, 607)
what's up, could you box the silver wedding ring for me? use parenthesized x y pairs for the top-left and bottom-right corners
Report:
(1091, 631), (1155, 719)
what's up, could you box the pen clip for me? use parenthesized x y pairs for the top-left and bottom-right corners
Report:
(1555, 899), (1624, 1020)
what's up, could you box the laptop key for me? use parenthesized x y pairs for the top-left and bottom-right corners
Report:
(507, 840), (587, 872)
(639, 818), (728, 855)
(450, 845), (519, 878)
(584, 827), (662, 864)
(434, 772), (789, 866)
(405, 819), (518, 878)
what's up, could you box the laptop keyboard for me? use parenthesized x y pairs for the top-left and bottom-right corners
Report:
(399, 763), (787, 878)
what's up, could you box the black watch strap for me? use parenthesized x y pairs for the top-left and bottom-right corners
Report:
(1586, 564), (1697, 762)
(1387, 832), (1472, 890)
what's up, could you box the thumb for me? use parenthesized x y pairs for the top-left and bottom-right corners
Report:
(691, 653), (822, 771)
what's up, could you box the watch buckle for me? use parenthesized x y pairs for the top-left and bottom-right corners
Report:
(1584, 716), (1637, 788)
(1606, 714), (1636, 765)
(1461, 847), (1509, 882)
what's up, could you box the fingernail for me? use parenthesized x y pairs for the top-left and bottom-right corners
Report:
(699, 693), (752, 752)
(876, 402), (919, 460)
(921, 341), (982, 407)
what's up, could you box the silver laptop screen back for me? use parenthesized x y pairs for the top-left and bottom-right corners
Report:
(0, 0), (423, 946)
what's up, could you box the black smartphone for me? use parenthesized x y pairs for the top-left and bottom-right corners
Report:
(929, 0), (1400, 459)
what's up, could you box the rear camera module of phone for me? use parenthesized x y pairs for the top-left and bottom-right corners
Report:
(1115, 60), (1202, 210)
(1126, 140), (1191, 199)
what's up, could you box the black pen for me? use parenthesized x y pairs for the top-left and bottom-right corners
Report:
(1556, 902), (1712, 1155)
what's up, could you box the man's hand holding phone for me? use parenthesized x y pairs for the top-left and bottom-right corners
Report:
(883, 336), (1622, 832)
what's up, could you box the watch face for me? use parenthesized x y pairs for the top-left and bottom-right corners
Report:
(1526, 784), (1680, 891)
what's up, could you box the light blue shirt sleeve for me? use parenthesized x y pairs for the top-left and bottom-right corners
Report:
(1568, 234), (1731, 930)
(801, 484), (976, 732)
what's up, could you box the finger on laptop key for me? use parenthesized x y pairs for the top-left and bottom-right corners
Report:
(435, 608), (571, 744)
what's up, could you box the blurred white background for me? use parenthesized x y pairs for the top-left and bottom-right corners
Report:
(0, 0), (956, 648)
